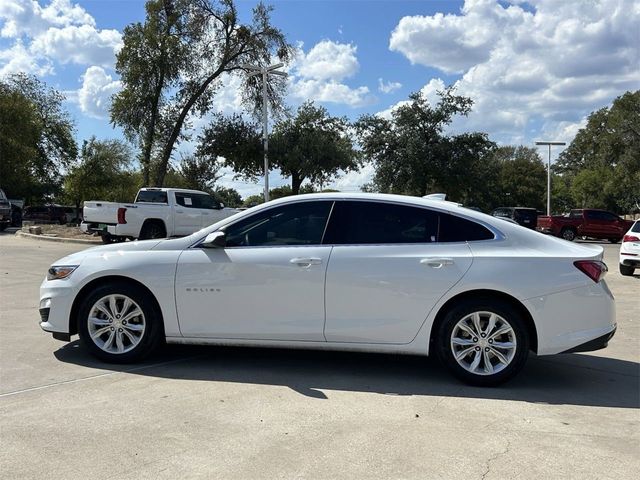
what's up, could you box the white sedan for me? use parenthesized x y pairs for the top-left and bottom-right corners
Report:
(619, 220), (640, 276)
(40, 193), (616, 386)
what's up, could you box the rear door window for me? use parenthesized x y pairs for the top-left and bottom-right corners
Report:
(324, 201), (494, 244)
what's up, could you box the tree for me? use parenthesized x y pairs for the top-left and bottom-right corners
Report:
(177, 153), (222, 192)
(213, 186), (242, 207)
(554, 90), (640, 212)
(269, 102), (359, 194)
(199, 103), (359, 195)
(114, 0), (292, 187)
(489, 146), (546, 210)
(111, 0), (187, 185)
(0, 74), (77, 202)
(356, 86), (474, 196)
(63, 138), (139, 213)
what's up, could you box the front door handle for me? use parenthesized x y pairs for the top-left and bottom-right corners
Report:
(420, 257), (454, 268)
(290, 257), (322, 267)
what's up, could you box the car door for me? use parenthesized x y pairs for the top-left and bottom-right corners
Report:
(174, 200), (334, 340)
(174, 192), (203, 235)
(323, 201), (479, 344)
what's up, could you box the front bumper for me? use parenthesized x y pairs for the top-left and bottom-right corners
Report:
(560, 327), (617, 353)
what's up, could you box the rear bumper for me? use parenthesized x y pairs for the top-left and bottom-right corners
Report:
(560, 327), (616, 353)
(81, 222), (119, 236)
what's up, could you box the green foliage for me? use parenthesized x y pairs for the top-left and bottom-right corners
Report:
(63, 138), (139, 207)
(213, 186), (242, 208)
(199, 102), (358, 194)
(490, 146), (547, 210)
(554, 90), (639, 213)
(270, 102), (359, 194)
(113, 0), (293, 187)
(0, 73), (77, 203)
(356, 86), (477, 197)
(177, 154), (222, 192)
(242, 194), (264, 208)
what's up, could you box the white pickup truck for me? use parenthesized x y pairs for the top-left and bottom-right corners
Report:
(81, 188), (238, 242)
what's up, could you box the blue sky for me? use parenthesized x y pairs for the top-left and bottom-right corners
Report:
(1, 0), (638, 197)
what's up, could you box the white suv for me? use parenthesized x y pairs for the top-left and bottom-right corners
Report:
(619, 220), (640, 276)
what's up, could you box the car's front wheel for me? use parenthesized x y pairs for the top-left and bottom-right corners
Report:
(77, 282), (164, 363)
(436, 300), (530, 386)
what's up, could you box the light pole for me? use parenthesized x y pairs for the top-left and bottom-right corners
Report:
(242, 63), (287, 202)
(535, 140), (566, 216)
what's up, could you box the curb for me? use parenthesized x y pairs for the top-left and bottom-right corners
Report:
(15, 230), (101, 245)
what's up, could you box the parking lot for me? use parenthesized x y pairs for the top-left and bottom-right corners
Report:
(1, 231), (638, 480)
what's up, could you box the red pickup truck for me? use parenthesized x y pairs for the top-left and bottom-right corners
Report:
(537, 209), (634, 242)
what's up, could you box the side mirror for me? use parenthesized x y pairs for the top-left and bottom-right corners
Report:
(202, 231), (226, 248)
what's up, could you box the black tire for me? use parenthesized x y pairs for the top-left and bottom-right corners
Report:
(139, 220), (166, 240)
(435, 299), (530, 387)
(0, 223), (7, 232)
(77, 282), (164, 363)
(619, 263), (635, 276)
(608, 238), (621, 244)
(560, 228), (576, 242)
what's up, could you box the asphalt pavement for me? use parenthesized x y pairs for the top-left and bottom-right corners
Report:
(1, 230), (638, 479)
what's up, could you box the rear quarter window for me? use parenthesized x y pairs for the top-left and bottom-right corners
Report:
(438, 213), (495, 242)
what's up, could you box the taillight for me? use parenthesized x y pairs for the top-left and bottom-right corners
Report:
(117, 207), (127, 224)
(574, 260), (607, 283)
(623, 234), (639, 242)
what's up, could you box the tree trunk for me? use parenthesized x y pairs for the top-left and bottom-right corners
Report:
(291, 171), (302, 195)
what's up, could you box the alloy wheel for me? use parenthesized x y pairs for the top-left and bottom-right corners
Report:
(87, 294), (146, 354)
(450, 311), (517, 376)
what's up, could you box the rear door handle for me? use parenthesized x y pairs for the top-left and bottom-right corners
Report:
(420, 257), (454, 268)
(290, 257), (322, 267)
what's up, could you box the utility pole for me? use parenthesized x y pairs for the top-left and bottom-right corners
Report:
(242, 63), (287, 202)
(535, 141), (566, 216)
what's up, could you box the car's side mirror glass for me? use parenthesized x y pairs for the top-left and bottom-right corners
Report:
(202, 231), (226, 248)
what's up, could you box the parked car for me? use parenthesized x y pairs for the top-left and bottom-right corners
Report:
(0, 188), (11, 231)
(22, 205), (67, 225)
(537, 209), (633, 242)
(81, 187), (238, 243)
(491, 207), (538, 229)
(41, 193), (615, 386)
(62, 206), (82, 224)
(619, 220), (640, 276)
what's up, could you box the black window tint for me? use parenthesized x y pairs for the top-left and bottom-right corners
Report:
(438, 213), (494, 242)
(325, 201), (439, 245)
(570, 210), (583, 219)
(175, 193), (198, 208)
(192, 194), (218, 209)
(631, 222), (640, 233)
(225, 201), (333, 247)
(136, 190), (168, 203)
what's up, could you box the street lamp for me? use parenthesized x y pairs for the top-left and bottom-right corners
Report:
(242, 63), (287, 202)
(535, 140), (566, 216)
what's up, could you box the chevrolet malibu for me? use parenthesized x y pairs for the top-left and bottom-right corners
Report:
(40, 193), (616, 386)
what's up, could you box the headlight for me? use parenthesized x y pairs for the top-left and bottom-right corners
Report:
(47, 265), (78, 281)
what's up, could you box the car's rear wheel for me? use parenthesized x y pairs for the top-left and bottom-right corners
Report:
(560, 228), (576, 241)
(436, 300), (530, 386)
(608, 238), (621, 244)
(77, 282), (164, 363)
(619, 263), (635, 276)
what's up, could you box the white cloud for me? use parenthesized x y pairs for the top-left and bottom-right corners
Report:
(296, 40), (359, 81)
(387, 0), (640, 145)
(31, 24), (122, 67)
(0, 0), (121, 76)
(77, 66), (120, 119)
(0, 0), (94, 38)
(288, 40), (375, 108)
(0, 39), (51, 76)
(378, 78), (402, 94)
